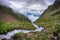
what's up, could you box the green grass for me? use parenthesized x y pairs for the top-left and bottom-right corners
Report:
(0, 21), (35, 34)
(35, 15), (60, 33)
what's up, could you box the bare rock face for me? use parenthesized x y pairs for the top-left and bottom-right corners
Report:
(53, 0), (60, 7)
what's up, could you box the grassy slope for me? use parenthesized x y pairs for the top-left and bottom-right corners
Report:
(35, 0), (60, 33)
(35, 0), (60, 32)
(0, 5), (35, 34)
(34, 0), (60, 39)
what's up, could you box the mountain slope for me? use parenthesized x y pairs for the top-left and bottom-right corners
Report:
(35, 0), (60, 33)
(0, 5), (35, 34)
(0, 5), (31, 22)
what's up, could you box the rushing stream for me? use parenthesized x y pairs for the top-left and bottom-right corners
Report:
(0, 0), (55, 40)
(0, 23), (44, 40)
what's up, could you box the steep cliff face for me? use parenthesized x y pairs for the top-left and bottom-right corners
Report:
(35, 0), (60, 33)
(0, 5), (35, 34)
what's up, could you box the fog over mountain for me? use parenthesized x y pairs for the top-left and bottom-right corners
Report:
(0, 0), (55, 22)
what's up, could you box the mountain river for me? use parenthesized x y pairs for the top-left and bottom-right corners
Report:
(0, 22), (44, 40)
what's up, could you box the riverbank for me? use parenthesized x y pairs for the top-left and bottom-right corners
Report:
(0, 23), (44, 40)
(0, 21), (35, 34)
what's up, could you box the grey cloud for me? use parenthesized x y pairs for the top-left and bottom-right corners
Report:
(0, 0), (55, 6)
(0, 0), (55, 22)
(0, 0), (55, 13)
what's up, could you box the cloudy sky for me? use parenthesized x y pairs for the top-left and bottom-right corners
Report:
(0, 0), (55, 22)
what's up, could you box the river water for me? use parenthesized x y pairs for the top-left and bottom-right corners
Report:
(0, 23), (44, 40)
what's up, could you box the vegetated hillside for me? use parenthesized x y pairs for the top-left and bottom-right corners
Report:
(0, 5), (31, 22)
(0, 5), (35, 34)
(35, 0), (60, 34)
